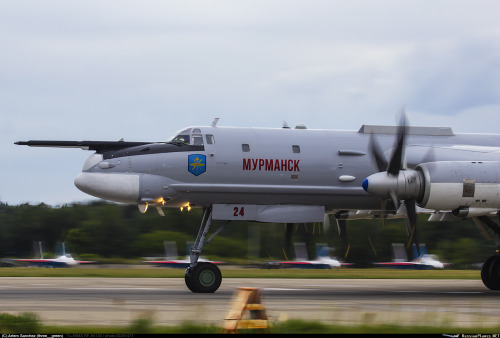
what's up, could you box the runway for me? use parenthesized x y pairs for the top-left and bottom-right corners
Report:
(0, 277), (499, 328)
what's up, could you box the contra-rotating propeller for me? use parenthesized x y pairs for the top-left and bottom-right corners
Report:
(362, 113), (422, 255)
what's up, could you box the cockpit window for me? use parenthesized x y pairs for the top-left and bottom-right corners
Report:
(171, 134), (190, 144)
(169, 128), (191, 145)
(168, 128), (205, 146)
(192, 134), (204, 146)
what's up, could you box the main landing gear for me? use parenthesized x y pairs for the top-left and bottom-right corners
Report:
(481, 254), (500, 290)
(477, 216), (500, 290)
(184, 207), (223, 293)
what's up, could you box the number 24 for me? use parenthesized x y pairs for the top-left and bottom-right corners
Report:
(233, 207), (245, 217)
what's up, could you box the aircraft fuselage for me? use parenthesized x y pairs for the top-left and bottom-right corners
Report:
(73, 125), (500, 214)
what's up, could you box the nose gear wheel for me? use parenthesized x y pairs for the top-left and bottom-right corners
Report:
(185, 262), (222, 293)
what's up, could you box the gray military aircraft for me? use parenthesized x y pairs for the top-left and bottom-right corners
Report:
(15, 115), (500, 292)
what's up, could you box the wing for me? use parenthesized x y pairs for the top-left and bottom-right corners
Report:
(15, 140), (153, 153)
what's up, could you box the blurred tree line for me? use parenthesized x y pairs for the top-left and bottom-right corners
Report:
(0, 201), (495, 267)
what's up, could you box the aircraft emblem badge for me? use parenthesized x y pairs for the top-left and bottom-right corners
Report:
(188, 154), (206, 176)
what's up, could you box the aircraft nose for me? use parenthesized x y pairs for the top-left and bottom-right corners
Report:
(74, 172), (140, 204)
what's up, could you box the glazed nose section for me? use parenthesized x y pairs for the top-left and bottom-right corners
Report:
(74, 172), (140, 204)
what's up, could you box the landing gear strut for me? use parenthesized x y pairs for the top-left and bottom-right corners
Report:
(184, 207), (222, 293)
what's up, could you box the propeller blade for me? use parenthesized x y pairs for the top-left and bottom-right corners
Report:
(405, 198), (420, 256)
(369, 133), (388, 172)
(397, 203), (413, 237)
(387, 112), (408, 176)
(421, 144), (437, 164)
(388, 190), (400, 210)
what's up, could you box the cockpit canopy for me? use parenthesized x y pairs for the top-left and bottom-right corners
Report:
(168, 128), (207, 146)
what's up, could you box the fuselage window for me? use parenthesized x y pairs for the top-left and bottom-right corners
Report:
(192, 134), (204, 146)
(206, 134), (215, 144)
(292, 145), (300, 153)
(242, 144), (250, 152)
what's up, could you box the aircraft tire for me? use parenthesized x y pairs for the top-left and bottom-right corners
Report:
(184, 267), (199, 293)
(489, 256), (500, 290)
(188, 262), (222, 293)
(481, 255), (500, 290)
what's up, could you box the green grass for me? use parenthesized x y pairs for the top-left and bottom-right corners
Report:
(3, 311), (498, 334)
(17, 318), (500, 334)
(0, 266), (481, 279)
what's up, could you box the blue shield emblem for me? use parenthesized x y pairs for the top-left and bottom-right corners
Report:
(188, 154), (206, 176)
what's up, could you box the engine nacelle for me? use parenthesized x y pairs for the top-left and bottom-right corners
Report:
(417, 161), (500, 210)
(451, 207), (498, 218)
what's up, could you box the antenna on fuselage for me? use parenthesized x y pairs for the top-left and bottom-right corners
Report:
(211, 118), (220, 127)
(283, 121), (291, 129)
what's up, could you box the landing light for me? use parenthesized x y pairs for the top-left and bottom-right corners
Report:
(180, 203), (192, 212)
(138, 204), (148, 214)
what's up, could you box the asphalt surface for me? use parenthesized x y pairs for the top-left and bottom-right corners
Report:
(0, 277), (499, 328)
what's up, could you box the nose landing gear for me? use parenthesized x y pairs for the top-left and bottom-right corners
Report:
(184, 207), (223, 293)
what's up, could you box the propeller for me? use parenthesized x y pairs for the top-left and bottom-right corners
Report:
(367, 131), (400, 220)
(363, 112), (422, 256)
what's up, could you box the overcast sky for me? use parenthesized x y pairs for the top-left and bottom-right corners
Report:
(1, 0), (499, 206)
